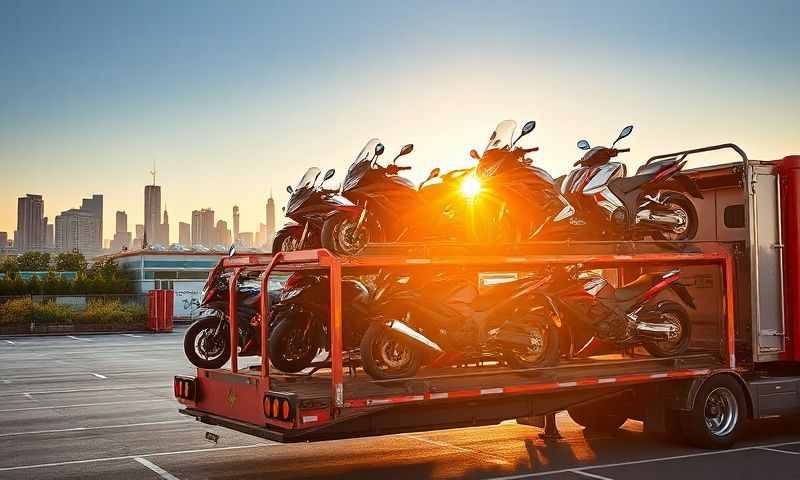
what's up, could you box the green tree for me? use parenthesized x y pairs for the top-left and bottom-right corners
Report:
(54, 253), (86, 272)
(16, 252), (50, 271)
(26, 275), (43, 295)
(0, 256), (18, 275)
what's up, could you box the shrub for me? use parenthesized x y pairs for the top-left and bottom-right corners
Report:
(76, 299), (147, 326)
(0, 298), (34, 326)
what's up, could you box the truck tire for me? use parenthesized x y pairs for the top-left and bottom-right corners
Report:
(568, 402), (628, 432)
(681, 375), (746, 449)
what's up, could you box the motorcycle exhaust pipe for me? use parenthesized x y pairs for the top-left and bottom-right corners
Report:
(635, 321), (678, 340)
(636, 210), (683, 227)
(386, 320), (443, 354)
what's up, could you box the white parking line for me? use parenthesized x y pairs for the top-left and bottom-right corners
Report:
(0, 384), (169, 398)
(402, 434), (511, 465)
(0, 419), (190, 437)
(571, 470), (614, 480)
(135, 457), (181, 480)
(486, 439), (800, 479)
(90, 373), (108, 379)
(758, 446), (800, 455)
(67, 336), (92, 342)
(122, 334), (143, 338)
(0, 442), (275, 472)
(4, 340), (15, 345)
(0, 398), (169, 413)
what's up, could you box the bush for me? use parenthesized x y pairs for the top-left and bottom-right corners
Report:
(28, 300), (75, 325)
(77, 299), (146, 327)
(0, 297), (147, 330)
(0, 298), (35, 326)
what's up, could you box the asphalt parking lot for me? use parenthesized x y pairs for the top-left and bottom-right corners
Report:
(2, 326), (800, 480)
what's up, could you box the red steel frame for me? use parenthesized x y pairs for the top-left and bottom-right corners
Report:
(213, 245), (737, 422)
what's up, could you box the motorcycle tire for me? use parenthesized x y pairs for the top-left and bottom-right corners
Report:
(360, 322), (422, 380)
(321, 213), (381, 256)
(272, 231), (296, 253)
(269, 312), (320, 373)
(642, 302), (692, 357)
(184, 316), (230, 369)
(650, 192), (698, 241)
(503, 318), (560, 369)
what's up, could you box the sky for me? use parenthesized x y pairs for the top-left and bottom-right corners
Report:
(1, 0), (799, 242)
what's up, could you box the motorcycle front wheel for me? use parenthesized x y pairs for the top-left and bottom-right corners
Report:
(321, 213), (380, 256)
(359, 322), (422, 380)
(269, 312), (320, 373)
(642, 302), (692, 357)
(184, 316), (230, 369)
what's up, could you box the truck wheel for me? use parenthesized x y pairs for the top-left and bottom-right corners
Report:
(360, 322), (421, 380)
(681, 375), (746, 449)
(269, 313), (319, 373)
(568, 402), (628, 432)
(643, 302), (691, 357)
(184, 316), (230, 369)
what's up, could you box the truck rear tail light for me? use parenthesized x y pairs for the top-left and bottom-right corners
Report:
(174, 376), (197, 401)
(264, 394), (294, 422)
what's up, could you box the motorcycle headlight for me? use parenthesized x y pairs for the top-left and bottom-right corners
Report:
(460, 175), (482, 199)
(279, 288), (302, 302)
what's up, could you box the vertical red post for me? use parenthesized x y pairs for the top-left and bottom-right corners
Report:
(724, 254), (736, 369)
(229, 268), (242, 373)
(147, 290), (157, 331)
(327, 254), (344, 412)
(165, 290), (174, 332)
(261, 253), (285, 392)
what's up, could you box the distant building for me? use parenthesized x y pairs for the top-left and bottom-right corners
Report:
(178, 222), (190, 246)
(80, 194), (103, 249)
(0, 232), (7, 250)
(16, 194), (46, 252)
(257, 222), (267, 247)
(54, 208), (101, 255)
(232, 205), (240, 246)
(157, 209), (170, 245)
(191, 208), (215, 247)
(238, 231), (254, 248)
(144, 184), (161, 247)
(215, 220), (231, 247)
(45, 223), (54, 249)
(133, 224), (145, 250)
(266, 192), (275, 246)
(111, 211), (131, 252)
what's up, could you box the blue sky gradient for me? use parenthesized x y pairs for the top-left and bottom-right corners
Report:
(1, 0), (799, 239)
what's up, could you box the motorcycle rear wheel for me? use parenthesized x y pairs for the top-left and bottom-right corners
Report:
(642, 302), (692, 357)
(503, 319), (560, 369)
(649, 192), (698, 241)
(360, 322), (422, 380)
(184, 316), (230, 369)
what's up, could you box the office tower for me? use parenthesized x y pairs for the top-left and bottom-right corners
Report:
(16, 194), (46, 252)
(178, 222), (191, 246)
(191, 208), (215, 246)
(80, 194), (103, 249)
(266, 192), (275, 245)
(54, 208), (101, 254)
(111, 211), (131, 252)
(144, 184), (161, 247)
(0, 232), (7, 250)
(158, 209), (170, 245)
(216, 220), (231, 247)
(45, 223), (54, 249)
(257, 222), (267, 247)
(232, 206), (240, 245)
(116, 211), (128, 234)
(238, 232), (254, 248)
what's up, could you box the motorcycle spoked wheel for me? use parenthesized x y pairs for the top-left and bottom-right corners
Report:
(268, 313), (321, 373)
(359, 322), (422, 380)
(322, 213), (382, 256)
(184, 316), (231, 369)
(648, 192), (699, 242)
(642, 302), (692, 357)
(502, 319), (560, 369)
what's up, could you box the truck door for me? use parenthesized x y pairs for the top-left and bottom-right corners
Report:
(747, 163), (786, 362)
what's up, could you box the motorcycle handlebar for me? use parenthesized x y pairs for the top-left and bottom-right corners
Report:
(521, 147), (540, 153)
(616, 148), (631, 153)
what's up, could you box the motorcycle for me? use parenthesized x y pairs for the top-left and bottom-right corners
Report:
(464, 120), (575, 242)
(183, 248), (279, 369)
(558, 126), (702, 240)
(532, 264), (695, 358)
(272, 167), (357, 252)
(358, 270), (560, 380)
(268, 272), (373, 372)
(320, 139), (431, 256)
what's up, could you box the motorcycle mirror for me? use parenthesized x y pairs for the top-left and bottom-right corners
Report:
(577, 139), (591, 150)
(375, 143), (385, 157)
(611, 125), (634, 147)
(428, 167), (440, 180)
(228, 245), (236, 257)
(286, 185), (293, 194)
(323, 168), (336, 181)
(512, 120), (536, 146)
(469, 149), (481, 160)
(392, 144), (414, 164)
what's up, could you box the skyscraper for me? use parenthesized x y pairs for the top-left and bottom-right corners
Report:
(45, 223), (54, 249)
(266, 192), (275, 245)
(158, 209), (170, 245)
(16, 194), (46, 252)
(232, 206), (240, 245)
(54, 208), (101, 255)
(191, 208), (215, 247)
(80, 194), (103, 249)
(111, 211), (131, 252)
(178, 222), (191, 246)
(133, 224), (145, 250)
(144, 184), (161, 247)
(216, 220), (231, 247)
(0, 232), (8, 250)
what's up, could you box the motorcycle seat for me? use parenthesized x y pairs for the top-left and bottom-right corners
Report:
(472, 281), (523, 311)
(636, 158), (678, 177)
(609, 173), (652, 195)
(614, 273), (662, 302)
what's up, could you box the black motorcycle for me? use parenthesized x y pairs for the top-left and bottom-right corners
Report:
(557, 126), (702, 240)
(183, 251), (279, 369)
(272, 167), (358, 252)
(268, 272), (373, 372)
(358, 270), (560, 380)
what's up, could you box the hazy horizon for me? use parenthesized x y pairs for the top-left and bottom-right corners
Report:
(2, 0), (799, 241)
